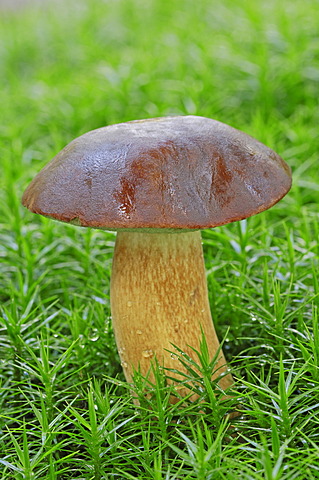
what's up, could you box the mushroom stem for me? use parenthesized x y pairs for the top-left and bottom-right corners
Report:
(110, 230), (233, 396)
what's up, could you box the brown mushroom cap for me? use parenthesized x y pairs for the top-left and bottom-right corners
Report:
(22, 116), (292, 230)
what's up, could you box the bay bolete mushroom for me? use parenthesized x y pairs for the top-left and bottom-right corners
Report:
(22, 116), (292, 397)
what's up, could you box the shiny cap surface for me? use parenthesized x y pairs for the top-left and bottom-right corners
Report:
(22, 116), (292, 230)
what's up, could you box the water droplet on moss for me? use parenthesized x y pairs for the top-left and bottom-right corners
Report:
(89, 329), (99, 341)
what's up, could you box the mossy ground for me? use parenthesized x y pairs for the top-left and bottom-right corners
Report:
(1, 0), (319, 478)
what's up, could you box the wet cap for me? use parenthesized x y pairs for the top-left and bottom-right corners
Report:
(22, 116), (292, 230)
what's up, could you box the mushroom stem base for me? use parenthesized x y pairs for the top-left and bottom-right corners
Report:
(110, 230), (233, 397)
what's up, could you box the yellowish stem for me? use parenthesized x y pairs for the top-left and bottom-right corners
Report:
(110, 230), (233, 397)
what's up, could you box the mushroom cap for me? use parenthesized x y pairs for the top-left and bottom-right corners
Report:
(22, 116), (292, 230)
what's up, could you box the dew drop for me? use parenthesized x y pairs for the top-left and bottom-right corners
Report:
(142, 349), (154, 359)
(121, 361), (128, 368)
(89, 329), (99, 342)
(170, 353), (177, 360)
(174, 324), (179, 332)
(127, 301), (132, 307)
(136, 330), (143, 335)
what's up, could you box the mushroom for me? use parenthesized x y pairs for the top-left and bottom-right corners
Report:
(22, 116), (292, 398)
